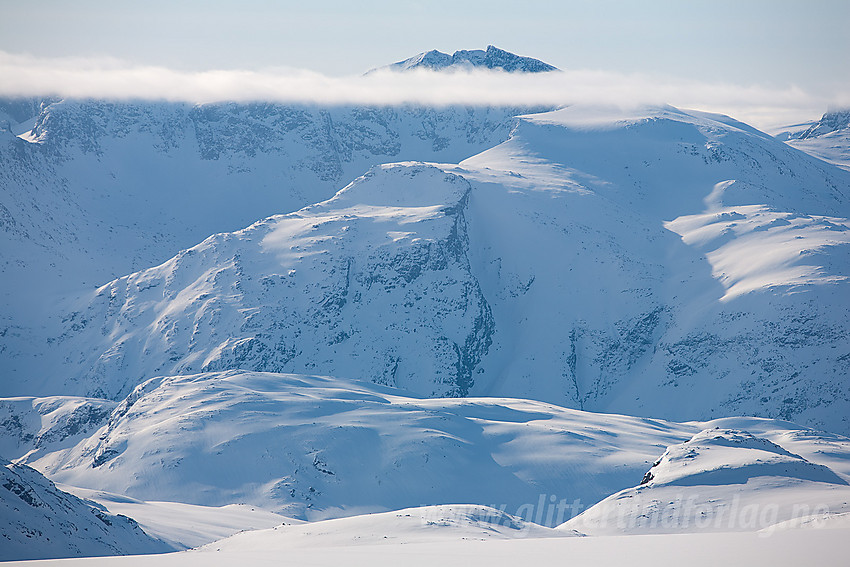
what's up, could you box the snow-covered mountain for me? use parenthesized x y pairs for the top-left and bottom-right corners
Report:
(7, 369), (847, 531)
(3, 45), (850, 564)
(0, 456), (170, 560)
(0, 98), (547, 323)
(563, 426), (850, 535)
(0, 96), (554, 407)
(453, 106), (850, 432)
(17, 105), (850, 434)
(16, 370), (693, 522)
(778, 109), (850, 171)
(370, 45), (559, 73)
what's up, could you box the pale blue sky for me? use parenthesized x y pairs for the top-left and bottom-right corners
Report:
(1, 0), (848, 93)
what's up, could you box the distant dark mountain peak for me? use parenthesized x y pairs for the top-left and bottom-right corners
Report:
(371, 45), (559, 73)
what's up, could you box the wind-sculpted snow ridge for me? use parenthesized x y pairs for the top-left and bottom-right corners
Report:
(372, 45), (559, 73)
(562, 427), (850, 535)
(0, 457), (171, 560)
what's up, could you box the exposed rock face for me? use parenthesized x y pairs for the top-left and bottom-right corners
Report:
(0, 456), (169, 560)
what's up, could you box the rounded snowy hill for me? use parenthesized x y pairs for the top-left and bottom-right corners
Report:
(9, 369), (847, 529)
(563, 426), (850, 535)
(14, 104), (850, 434)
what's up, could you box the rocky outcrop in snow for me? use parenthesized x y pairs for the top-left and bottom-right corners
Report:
(0, 456), (169, 560)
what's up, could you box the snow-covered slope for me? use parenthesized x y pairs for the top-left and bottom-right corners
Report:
(203, 505), (568, 550)
(21, 105), (850, 433)
(19, 370), (695, 523)
(8, 369), (847, 530)
(371, 45), (558, 73)
(13, 528), (849, 567)
(562, 427), (850, 535)
(778, 109), (850, 171)
(0, 457), (170, 560)
(61, 486), (297, 550)
(0, 98), (544, 325)
(0, 395), (116, 463)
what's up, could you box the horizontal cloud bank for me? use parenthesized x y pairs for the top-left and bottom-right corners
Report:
(1, 51), (847, 130)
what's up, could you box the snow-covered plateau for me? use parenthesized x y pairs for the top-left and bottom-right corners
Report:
(1, 48), (850, 564)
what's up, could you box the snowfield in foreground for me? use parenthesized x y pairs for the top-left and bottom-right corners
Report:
(5, 526), (847, 567)
(7, 370), (698, 522)
(3, 370), (849, 556)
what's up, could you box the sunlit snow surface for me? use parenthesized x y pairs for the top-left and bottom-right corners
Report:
(5, 371), (849, 540)
(665, 205), (850, 300)
(3, 103), (850, 564)
(563, 427), (850, 535)
(7, 104), (850, 434)
(58, 486), (297, 550)
(2, 530), (845, 567)
(18, 371), (695, 522)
